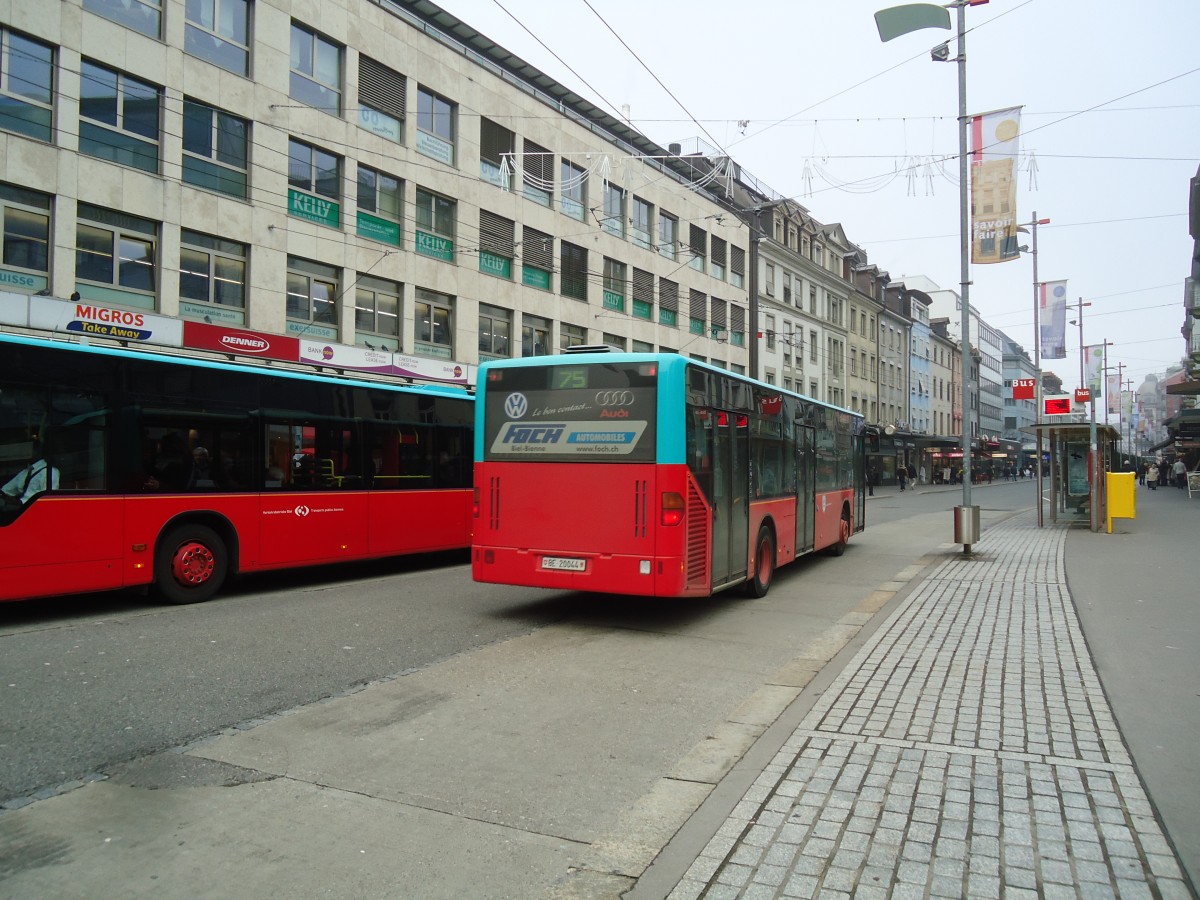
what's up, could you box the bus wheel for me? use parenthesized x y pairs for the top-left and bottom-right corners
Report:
(747, 526), (775, 597)
(155, 524), (228, 604)
(826, 512), (851, 557)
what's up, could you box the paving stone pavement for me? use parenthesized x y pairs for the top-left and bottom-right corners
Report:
(666, 513), (1192, 900)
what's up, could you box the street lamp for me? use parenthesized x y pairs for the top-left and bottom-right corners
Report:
(875, 0), (983, 553)
(1018, 213), (1051, 524)
(1067, 300), (1092, 395)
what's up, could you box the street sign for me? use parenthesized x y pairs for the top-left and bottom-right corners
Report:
(1013, 378), (1035, 400)
(1075, 388), (1091, 403)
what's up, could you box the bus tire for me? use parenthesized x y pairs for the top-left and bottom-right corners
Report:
(826, 511), (851, 557)
(747, 525), (775, 598)
(154, 524), (228, 604)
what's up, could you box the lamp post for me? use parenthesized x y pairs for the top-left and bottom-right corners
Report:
(1019, 213), (1051, 524)
(875, 0), (982, 553)
(1067, 300), (1092, 398)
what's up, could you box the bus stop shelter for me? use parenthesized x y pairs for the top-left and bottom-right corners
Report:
(1022, 422), (1122, 531)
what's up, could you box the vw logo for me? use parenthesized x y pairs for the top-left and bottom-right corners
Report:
(594, 390), (635, 407)
(294, 505), (310, 517)
(504, 392), (528, 419)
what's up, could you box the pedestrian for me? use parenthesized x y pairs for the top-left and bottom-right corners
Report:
(1138, 462), (1147, 486)
(918, 465), (926, 485)
(1146, 462), (1159, 490)
(898, 465), (907, 491)
(907, 463), (917, 488)
(1173, 457), (1187, 489)
(867, 466), (876, 497)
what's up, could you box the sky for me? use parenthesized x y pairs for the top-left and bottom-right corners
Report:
(434, 0), (1200, 393)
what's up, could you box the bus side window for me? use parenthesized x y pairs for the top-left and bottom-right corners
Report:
(54, 390), (108, 492)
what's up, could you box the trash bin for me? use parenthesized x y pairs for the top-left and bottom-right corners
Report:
(953, 505), (981, 545)
(1105, 471), (1136, 533)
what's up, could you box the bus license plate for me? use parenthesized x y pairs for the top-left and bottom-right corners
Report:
(542, 556), (586, 572)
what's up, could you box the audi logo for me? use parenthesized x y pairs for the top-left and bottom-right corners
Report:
(594, 390), (635, 407)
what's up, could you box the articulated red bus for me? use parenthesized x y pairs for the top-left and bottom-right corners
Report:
(0, 331), (473, 604)
(472, 351), (866, 598)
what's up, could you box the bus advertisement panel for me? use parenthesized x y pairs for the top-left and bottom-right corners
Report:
(473, 352), (865, 599)
(0, 332), (473, 604)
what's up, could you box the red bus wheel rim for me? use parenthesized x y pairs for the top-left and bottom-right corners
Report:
(172, 541), (215, 586)
(840, 517), (851, 545)
(757, 541), (771, 581)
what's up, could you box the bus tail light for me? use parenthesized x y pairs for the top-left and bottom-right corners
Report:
(661, 492), (684, 526)
(473, 487), (480, 518)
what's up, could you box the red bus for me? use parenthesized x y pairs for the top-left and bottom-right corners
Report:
(0, 331), (473, 604)
(472, 351), (866, 598)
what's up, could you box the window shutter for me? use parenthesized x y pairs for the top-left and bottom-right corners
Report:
(632, 268), (654, 303)
(480, 118), (514, 166)
(689, 289), (707, 321)
(731, 245), (745, 277)
(731, 304), (745, 334)
(710, 236), (727, 268)
(522, 139), (553, 185)
(659, 277), (678, 311)
(522, 227), (552, 269)
(561, 242), (588, 298)
(358, 56), (405, 119)
(479, 210), (514, 256)
(689, 225), (706, 258)
(712, 298), (727, 329)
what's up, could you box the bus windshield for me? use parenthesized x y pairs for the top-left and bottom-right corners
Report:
(482, 362), (658, 462)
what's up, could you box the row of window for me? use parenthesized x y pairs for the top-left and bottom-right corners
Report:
(763, 264), (844, 327)
(3, 182), (748, 365)
(1, 17), (745, 294)
(1, 179), (748, 355)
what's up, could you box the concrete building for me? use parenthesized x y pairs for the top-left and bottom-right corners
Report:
(1001, 332), (1038, 461)
(847, 258), (885, 424)
(930, 326), (957, 439)
(0, 0), (744, 380)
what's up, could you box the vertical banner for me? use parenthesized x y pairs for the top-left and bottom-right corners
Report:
(1106, 374), (1121, 415)
(970, 106), (1022, 264)
(1083, 344), (1105, 393)
(1039, 280), (1068, 360)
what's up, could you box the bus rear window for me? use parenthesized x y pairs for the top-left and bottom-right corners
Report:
(483, 363), (657, 462)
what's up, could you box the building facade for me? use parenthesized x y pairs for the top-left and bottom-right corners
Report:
(1001, 332), (1038, 463)
(0, 0), (745, 381)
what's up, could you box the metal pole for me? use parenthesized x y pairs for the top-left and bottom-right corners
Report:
(1103, 346), (1111, 428)
(1089, 398), (1099, 532)
(955, 0), (975, 549)
(1076, 299), (1087, 394)
(1031, 213), (1043, 526)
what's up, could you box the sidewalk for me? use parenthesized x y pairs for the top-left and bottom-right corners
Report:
(634, 511), (1194, 899)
